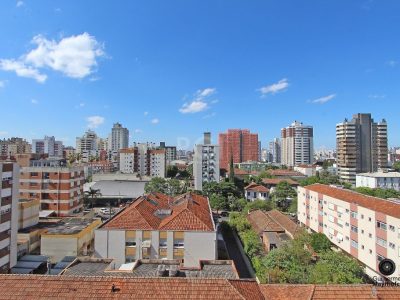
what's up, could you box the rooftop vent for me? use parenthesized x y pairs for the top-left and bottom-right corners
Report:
(156, 264), (167, 277)
(169, 265), (179, 277)
(155, 209), (172, 217)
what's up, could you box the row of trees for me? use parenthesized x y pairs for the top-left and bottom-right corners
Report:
(227, 212), (365, 284)
(144, 177), (189, 196)
(353, 186), (400, 199)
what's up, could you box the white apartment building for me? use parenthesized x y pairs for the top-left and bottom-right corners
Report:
(76, 130), (98, 154)
(120, 145), (166, 178)
(0, 162), (19, 273)
(95, 192), (217, 268)
(356, 172), (400, 191)
(32, 136), (63, 158)
(298, 184), (400, 280)
(294, 165), (317, 177)
(193, 133), (220, 191)
(109, 123), (129, 152)
(281, 121), (314, 167)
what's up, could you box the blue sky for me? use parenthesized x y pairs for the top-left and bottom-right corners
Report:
(0, 0), (399, 149)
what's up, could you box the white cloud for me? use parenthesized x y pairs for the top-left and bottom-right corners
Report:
(308, 94), (336, 104)
(258, 78), (289, 96)
(386, 60), (398, 67)
(179, 100), (209, 114)
(0, 59), (47, 83)
(144, 111), (149, 116)
(31, 99), (38, 104)
(368, 94), (386, 99)
(87, 116), (104, 128)
(16, 1), (24, 8)
(134, 129), (143, 133)
(0, 131), (8, 136)
(0, 32), (104, 82)
(179, 87), (216, 114)
(151, 118), (159, 124)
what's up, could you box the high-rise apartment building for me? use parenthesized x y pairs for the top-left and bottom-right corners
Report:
(159, 142), (177, 165)
(19, 161), (84, 216)
(120, 144), (166, 178)
(32, 136), (63, 158)
(0, 162), (19, 273)
(76, 130), (98, 153)
(110, 123), (129, 152)
(281, 121), (314, 167)
(336, 113), (388, 184)
(219, 129), (258, 170)
(194, 132), (220, 191)
(0, 138), (31, 157)
(269, 138), (281, 164)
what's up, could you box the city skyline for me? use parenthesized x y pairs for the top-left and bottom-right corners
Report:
(0, 1), (400, 149)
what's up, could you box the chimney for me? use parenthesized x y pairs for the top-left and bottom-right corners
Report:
(204, 132), (211, 145)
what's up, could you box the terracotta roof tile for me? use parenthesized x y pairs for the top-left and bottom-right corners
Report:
(244, 183), (269, 193)
(266, 210), (299, 237)
(0, 275), (263, 300)
(102, 192), (215, 231)
(304, 184), (400, 219)
(260, 284), (314, 300)
(268, 170), (306, 177)
(247, 210), (284, 235)
(262, 178), (299, 186)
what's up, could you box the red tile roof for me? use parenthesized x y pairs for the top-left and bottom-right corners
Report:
(261, 284), (400, 300)
(267, 170), (306, 177)
(304, 184), (400, 219)
(266, 210), (299, 237)
(102, 192), (215, 231)
(0, 275), (263, 300)
(244, 183), (269, 193)
(262, 178), (299, 186)
(247, 210), (284, 235)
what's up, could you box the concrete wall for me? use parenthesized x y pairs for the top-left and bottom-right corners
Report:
(41, 237), (77, 262)
(94, 229), (126, 265)
(184, 231), (216, 268)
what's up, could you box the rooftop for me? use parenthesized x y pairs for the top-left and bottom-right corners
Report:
(61, 258), (238, 279)
(42, 218), (100, 236)
(357, 171), (400, 178)
(101, 192), (215, 231)
(304, 184), (400, 219)
(244, 183), (269, 193)
(267, 169), (306, 177)
(262, 178), (299, 186)
(247, 209), (299, 237)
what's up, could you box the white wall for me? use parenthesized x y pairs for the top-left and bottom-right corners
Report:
(184, 231), (216, 268)
(94, 229), (126, 265)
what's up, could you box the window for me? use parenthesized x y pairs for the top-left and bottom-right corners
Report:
(368, 217), (372, 222)
(126, 241), (136, 247)
(351, 240), (358, 249)
(361, 245), (365, 250)
(361, 214), (364, 219)
(350, 211), (357, 219)
(389, 225), (395, 232)
(159, 239), (167, 248)
(377, 254), (385, 262)
(377, 221), (387, 231)
(345, 236), (350, 241)
(361, 230), (364, 234)
(369, 249), (373, 254)
(369, 233), (372, 238)
(173, 240), (184, 248)
(337, 219), (344, 228)
(328, 215), (334, 223)
(30, 172), (38, 177)
(376, 237), (387, 248)
(351, 225), (358, 233)
(328, 203), (335, 210)
(389, 242), (395, 249)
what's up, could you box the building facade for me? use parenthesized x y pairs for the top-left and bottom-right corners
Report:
(356, 172), (400, 191)
(281, 121), (314, 167)
(219, 129), (259, 170)
(110, 123), (129, 152)
(269, 138), (281, 164)
(0, 162), (19, 273)
(32, 136), (63, 158)
(159, 142), (177, 166)
(76, 130), (98, 154)
(19, 164), (85, 216)
(95, 192), (217, 268)
(193, 133), (220, 191)
(298, 184), (400, 279)
(0, 138), (31, 157)
(336, 113), (388, 184)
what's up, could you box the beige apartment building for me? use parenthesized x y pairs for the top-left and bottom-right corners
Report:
(298, 183), (400, 279)
(120, 146), (166, 178)
(336, 113), (388, 184)
(19, 165), (85, 216)
(0, 162), (19, 273)
(95, 192), (217, 268)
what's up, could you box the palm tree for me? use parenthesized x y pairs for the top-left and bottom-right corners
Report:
(84, 187), (102, 210)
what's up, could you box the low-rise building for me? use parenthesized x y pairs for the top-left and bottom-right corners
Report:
(244, 183), (269, 201)
(356, 172), (400, 191)
(262, 178), (299, 193)
(41, 217), (101, 262)
(298, 183), (400, 279)
(294, 164), (317, 177)
(18, 199), (40, 230)
(95, 192), (217, 268)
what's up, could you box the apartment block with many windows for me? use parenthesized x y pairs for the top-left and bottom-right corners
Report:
(95, 192), (217, 268)
(0, 162), (19, 273)
(19, 165), (85, 216)
(298, 183), (400, 279)
(120, 146), (166, 178)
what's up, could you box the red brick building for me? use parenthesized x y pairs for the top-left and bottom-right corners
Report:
(219, 129), (259, 170)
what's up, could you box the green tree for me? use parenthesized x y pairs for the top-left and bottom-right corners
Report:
(393, 161), (400, 172)
(166, 179), (183, 196)
(144, 177), (167, 194)
(210, 194), (227, 214)
(243, 199), (274, 214)
(310, 233), (331, 253)
(166, 165), (179, 178)
(84, 187), (102, 209)
(229, 154), (235, 183)
(308, 251), (364, 284)
(271, 181), (297, 210)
